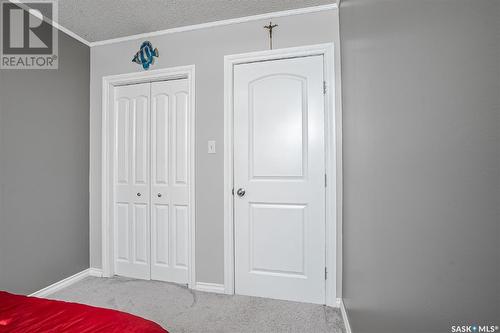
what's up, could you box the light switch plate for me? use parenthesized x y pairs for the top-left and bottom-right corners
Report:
(208, 140), (216, 154)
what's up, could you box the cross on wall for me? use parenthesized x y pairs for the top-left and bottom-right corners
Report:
(264, 21), (278, 49)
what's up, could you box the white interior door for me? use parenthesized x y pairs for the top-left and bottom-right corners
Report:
(233, 55), (326, 304)
(112, 79), (190, 284)
(150, 79), (190, 284)
(113, 82), (151, 280)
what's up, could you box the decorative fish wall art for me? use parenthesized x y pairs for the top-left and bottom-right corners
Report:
(132, 41), (159, 70)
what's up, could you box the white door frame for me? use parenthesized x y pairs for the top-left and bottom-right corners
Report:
(101, 65), (196, 289)
(223, 43), (338, 306)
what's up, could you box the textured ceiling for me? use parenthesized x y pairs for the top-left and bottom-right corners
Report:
(42, 0), (336, 42)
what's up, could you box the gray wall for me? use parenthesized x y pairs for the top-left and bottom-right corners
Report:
(0, 31), (90, 294)
(90, 10), (339, 285)
(340, 0), (500, 332)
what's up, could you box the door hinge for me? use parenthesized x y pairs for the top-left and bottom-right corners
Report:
(325, 267), (328, 280)
(323, 81), (327, 94)
(325, 174), (327, 187)
(232, 188), (234, 196)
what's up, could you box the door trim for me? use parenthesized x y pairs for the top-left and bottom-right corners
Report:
(101, 65), (196, 289)
(223, 44), (338, 305)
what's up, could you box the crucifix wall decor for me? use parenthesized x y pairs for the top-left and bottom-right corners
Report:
(264, 21), (278, 50)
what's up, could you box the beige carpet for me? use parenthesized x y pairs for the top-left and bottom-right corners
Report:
(49, 276), (345, 333)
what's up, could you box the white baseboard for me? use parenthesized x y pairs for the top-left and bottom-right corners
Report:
(88, 268), (103, 277)
(339, 298), (353, 333)
(194, 282), (225, 294)
(29, 269), (90, 298)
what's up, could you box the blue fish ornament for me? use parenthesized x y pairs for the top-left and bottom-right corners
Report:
(132, 41), (159, 70)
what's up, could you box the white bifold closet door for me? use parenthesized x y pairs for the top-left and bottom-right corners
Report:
(113, 79), (190, 284)
(150, 80), (190, 284)
(114, 82), (151, 280)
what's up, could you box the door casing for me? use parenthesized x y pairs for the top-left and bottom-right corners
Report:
(223, 44), (338, 306)
(101, 65), (196, 288)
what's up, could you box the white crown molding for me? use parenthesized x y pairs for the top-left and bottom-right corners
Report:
(194, 282), (226, 294)
(51, 19), (91, 46)
(89, 3), (337, 47)
(8, 0), (91, 46)
(6, 2), (336, 48)
(29, 269), (90, 298)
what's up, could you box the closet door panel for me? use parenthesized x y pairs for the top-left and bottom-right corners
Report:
(113, 82), (151, 280)
(151, 79), (190, 284)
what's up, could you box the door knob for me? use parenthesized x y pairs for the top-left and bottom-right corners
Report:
(137, 192), (141, 197)
(157, 193), (162, 198)
(236, 188), (246, 197)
